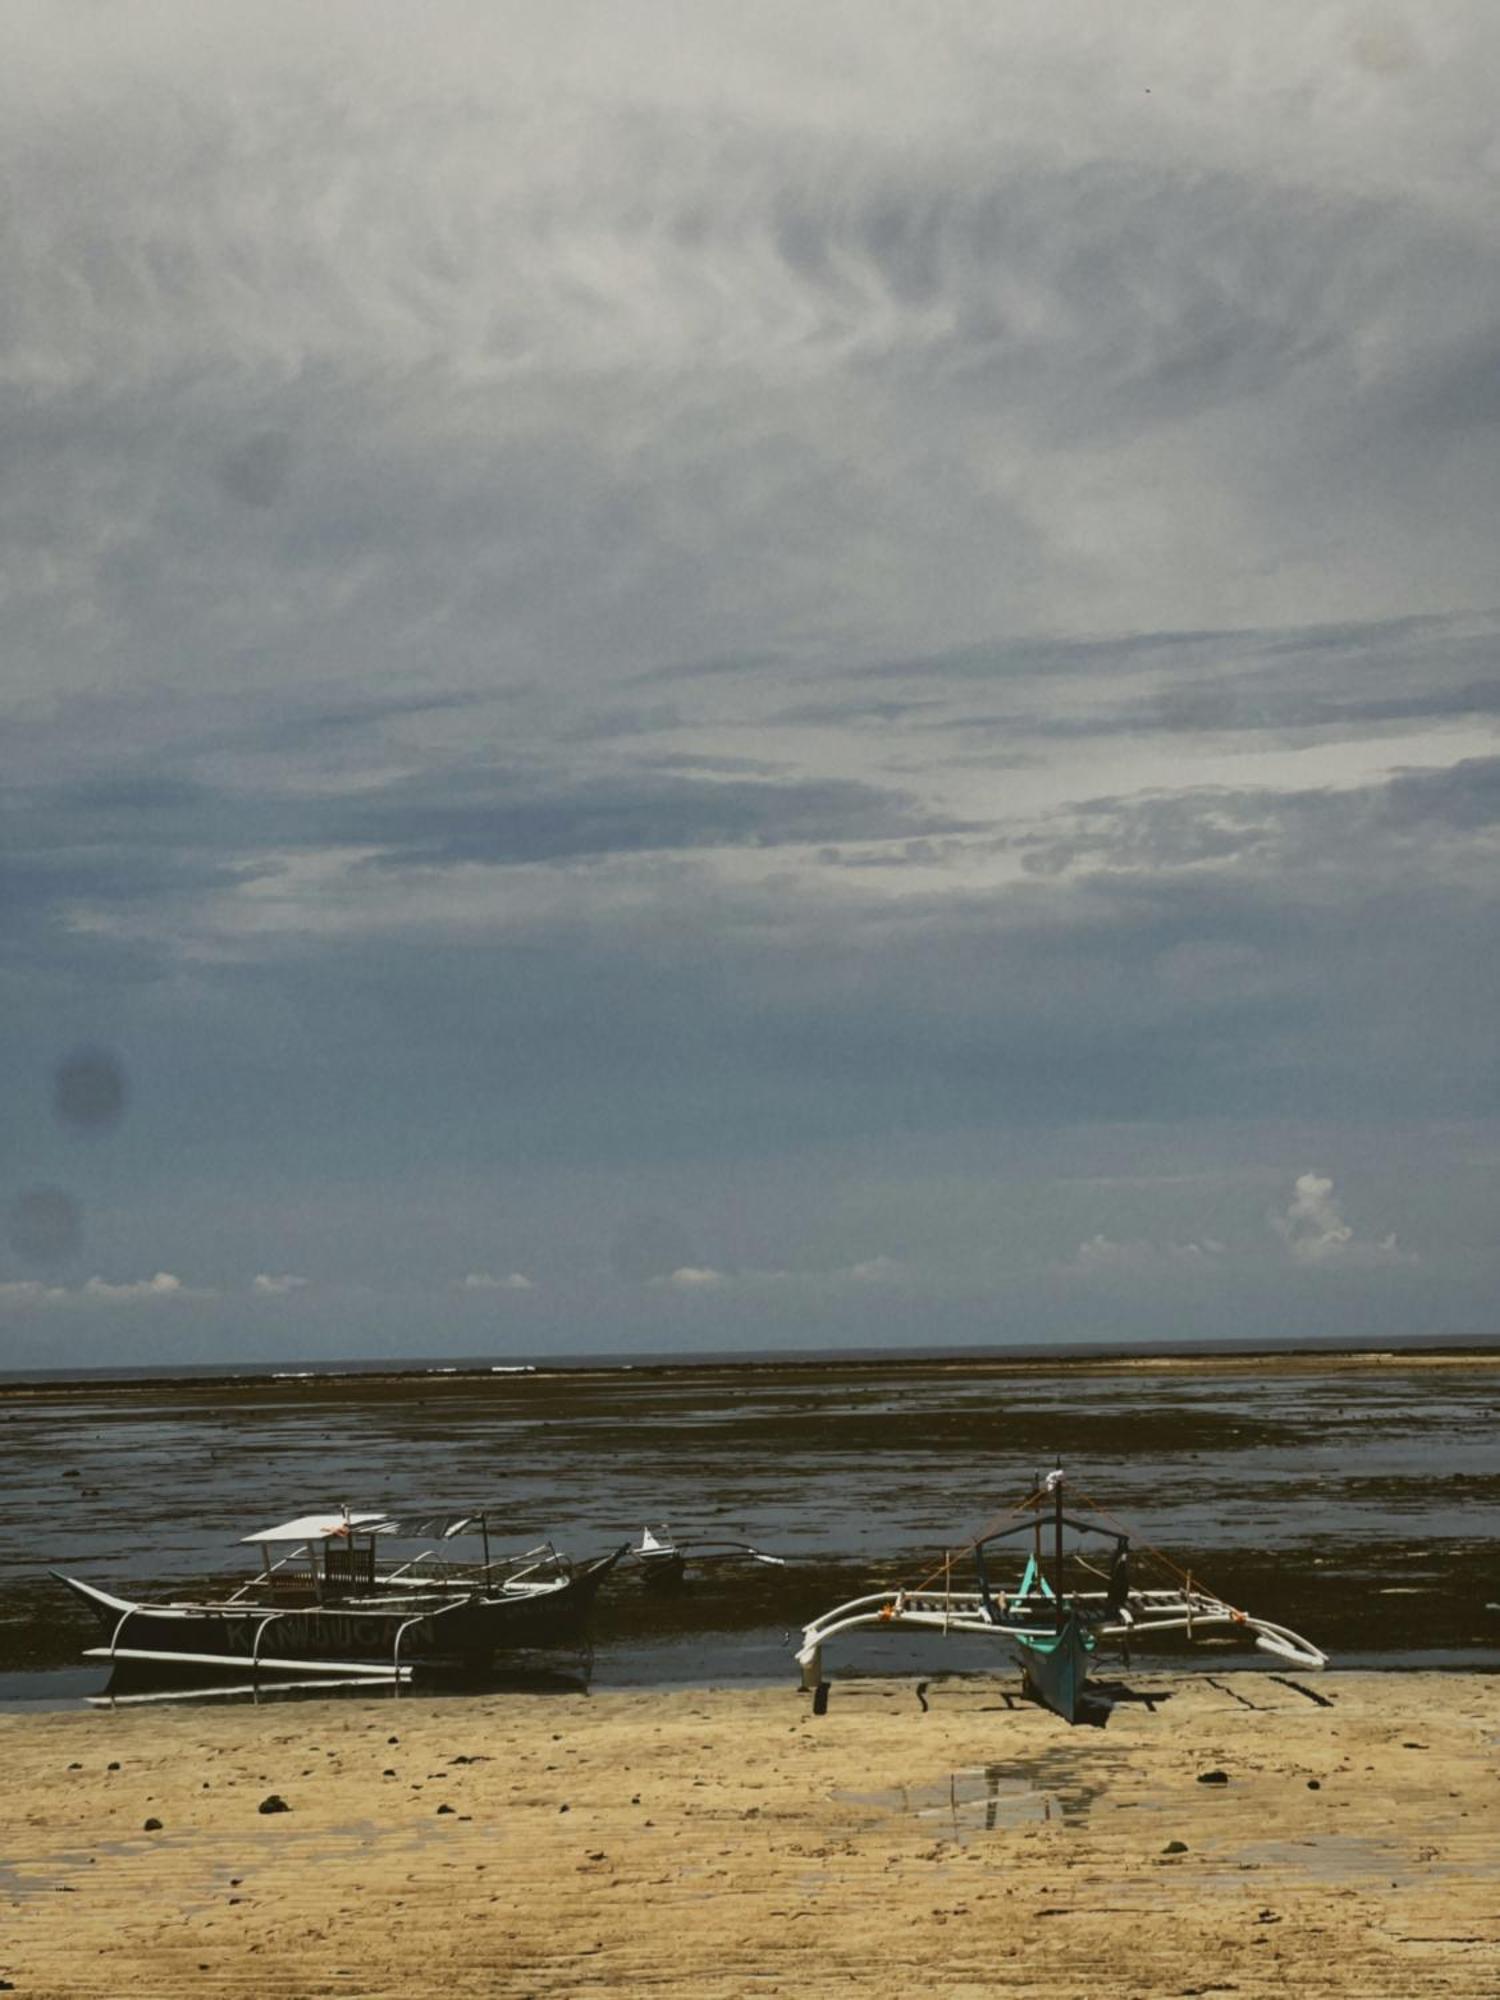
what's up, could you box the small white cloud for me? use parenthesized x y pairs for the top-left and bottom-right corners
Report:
(1271, 1172), (1409, 1268)
(1169, 1239), (1227, 1264)
(252, 1273), (309, 1297)
(1073, 1234), (1151, 1271)
(1071, 1235), (1225, 1272)
(0, 1271), (208, 1311)
(670, 1256), (905, 1290)
(80, 1271), (190, 1301)
(845, 1255), (904, 1283)
(460, 1271), (536, 1292)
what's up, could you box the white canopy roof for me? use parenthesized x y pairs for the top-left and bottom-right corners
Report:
(240, 1511), (391, 1545)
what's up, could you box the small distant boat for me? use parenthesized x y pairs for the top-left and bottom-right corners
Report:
(795, 1469), (1327, 1723)
(630, 1525), (787, 1589)
(55, 1507), (625, 1686)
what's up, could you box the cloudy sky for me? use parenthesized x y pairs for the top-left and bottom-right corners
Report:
(4, 2), (1498, 1365)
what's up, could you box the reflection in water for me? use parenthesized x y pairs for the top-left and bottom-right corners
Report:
(836, 1760), (1100, 1841)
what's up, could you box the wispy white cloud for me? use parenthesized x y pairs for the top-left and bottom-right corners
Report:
(85, 1271), (196, 1301)
(251, 1272), (309, 1297)
(843, 1255), (906, 1283)
(0, 1281), (70, 1311)
(459, 1270), (536, 1292)
(646, 1254), (907, 1293)
(1069, 1235), (1226, 1273)
(0, 1271), (207, 1311)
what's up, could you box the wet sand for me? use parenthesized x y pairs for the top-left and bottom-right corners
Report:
(4, 1670), (1498, 1997)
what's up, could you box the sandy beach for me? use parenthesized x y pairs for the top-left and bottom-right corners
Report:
(4, 1669), (1497, 1998)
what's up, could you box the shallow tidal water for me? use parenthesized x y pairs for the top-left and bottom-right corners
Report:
(3, 1346), (1499, 1707)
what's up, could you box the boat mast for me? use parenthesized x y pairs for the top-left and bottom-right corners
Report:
(1032, 1476), (1043, 1588)
(1051, 1465), (1064, 1631)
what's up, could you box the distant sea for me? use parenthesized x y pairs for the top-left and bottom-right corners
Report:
(4, 1337), (1499, 1709)
(6, 1328), (1500, 1385)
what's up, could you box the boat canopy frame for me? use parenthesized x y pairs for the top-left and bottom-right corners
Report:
(228, 1506), (572, 1605)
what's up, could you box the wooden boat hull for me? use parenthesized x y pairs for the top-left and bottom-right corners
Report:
(56, 1548), (621, 1675)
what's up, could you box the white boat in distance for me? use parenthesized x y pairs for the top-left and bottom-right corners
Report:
(796, 1469), (1327, 1724)
(55, 1507), (626, 1685)
(630, 1525), (787, 1588)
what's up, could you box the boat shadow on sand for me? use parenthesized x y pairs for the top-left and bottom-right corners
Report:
(1045, 1675), (1174, 1729)
(811, 1669), (1177, 1729)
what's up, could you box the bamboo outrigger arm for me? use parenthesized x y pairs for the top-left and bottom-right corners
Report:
(795, 1585), (1328, 1692)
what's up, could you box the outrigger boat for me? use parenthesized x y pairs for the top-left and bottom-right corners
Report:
(55, 1508), (625, 1687)
(795, 1469), (1327, 1724)
(630, 1525), (787, 1589)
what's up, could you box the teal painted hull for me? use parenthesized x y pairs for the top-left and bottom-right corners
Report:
(1010, 1609), (1095, 1722)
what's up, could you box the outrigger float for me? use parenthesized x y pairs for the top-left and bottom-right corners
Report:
(630, 1526), (787, 1589)
(796, 1469), (1327, 1724)
(54, 1508), (625, 1690)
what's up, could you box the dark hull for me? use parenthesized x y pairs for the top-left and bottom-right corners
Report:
(57, 1549), (621, 1672)
(638, 1551), (688, 1590)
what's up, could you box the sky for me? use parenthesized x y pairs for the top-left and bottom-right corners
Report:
(3, 1), (1499, 1365)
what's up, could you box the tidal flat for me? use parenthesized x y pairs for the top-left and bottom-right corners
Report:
(4, 1347), (1500, 1695)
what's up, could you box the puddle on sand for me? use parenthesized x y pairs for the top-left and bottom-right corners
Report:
(0, 1818), (400, 1907)
(1197, 1835), (1471, 1889)
(0, 1849), (103, 1901)
(834, 1762), (1095, 1842)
